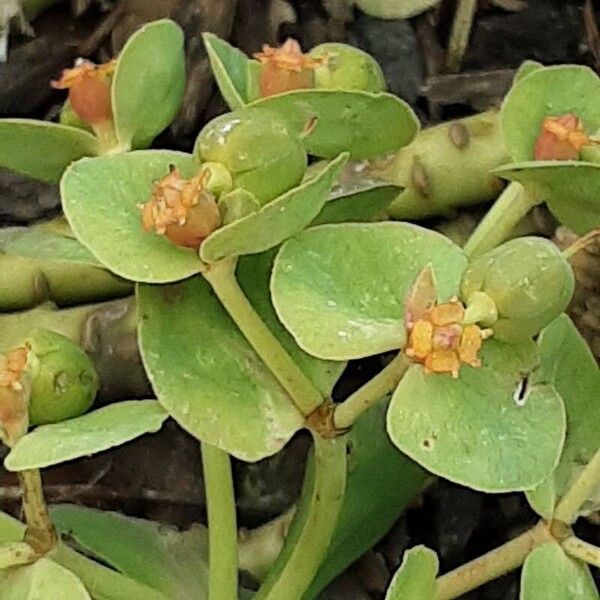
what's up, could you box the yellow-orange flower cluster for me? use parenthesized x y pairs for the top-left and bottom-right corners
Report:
(52, 59), (116, 125)
(533, 113), (591, 161)
(139, 167), (222, 249)
(406, 300), (486, 378)
(253, 39), (322, 97)
(0, 347), (28, 391)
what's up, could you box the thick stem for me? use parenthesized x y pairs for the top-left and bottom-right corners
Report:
(463, 182), (542, 258)
(51, 543), (168, 600)
(17, 470), (57, 554)
(375, 111), (509, 221)
(436, 522), (553, 600)
(561, 537), (600, 568)
(254, 433), (347, 600)
(202, 443), (238, 600)
(445, 0), (477, 73)
(555, 449), (600, 525)
(202, 259), (324, 416)
(334, 353), (408, 430)
(0, 253), (131, 312)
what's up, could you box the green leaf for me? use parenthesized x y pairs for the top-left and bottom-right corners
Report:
(202, 33), (250, 110)
(5, 401), (168, 471)
(385, 546), (439, 600)
(388, 340), (566, 492)
(113, 19), (186, 149)
(137, 276), (303, 462)
(1, 227), (102, 267)
(199, 153), (348, 263)
(271, 222), (467, 360)
(354, 0), (442, 19)
(237, 251), (345, 397)
(0, 120), (98, 183)
(51, 505), (208, 600)
(526, 315), (600, 519)
(306, 401), (428, 597)
(501, 65), (600, 162)
(249, 90), (419, 160)
(0, 558), (91, 600)
(0, 510), (25, 542)
(520, 544), (598, 600)
(311, 162), (400, 225)
(61, 151), (204, 283)
(494, 161), (600, 235)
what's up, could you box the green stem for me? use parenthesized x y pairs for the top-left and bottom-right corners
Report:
(202, 259), (324, 416)
(333, 353), (408, 430)
(463, 182), (541, 258)
(51, 544), (168, 600)
(202, 443), (238, 600)
(445, 0), (477, 73)
(561, 537), (600, 568)
(555, 449), (600, 525)
(17, 470), (56, 554)
(436, 522), (553, 600)
(254, 433), (347, 600)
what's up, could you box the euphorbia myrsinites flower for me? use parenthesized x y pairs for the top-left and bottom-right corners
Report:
(52, 59), (115, 126)
(139, 167), (222, 249)
(534, 113), (591, 160)
(405, 268), (489, 378)
(253, 38), (322, 97)
(0, 346), (29, 446)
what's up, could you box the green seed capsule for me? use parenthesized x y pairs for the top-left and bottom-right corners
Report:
(26, 329), (99, 425)
(460, 237), (574, 341)
(308, 43), (386, 93)
(194, 108), (307, 205)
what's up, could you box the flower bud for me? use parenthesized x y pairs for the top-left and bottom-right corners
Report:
(194, 108), (307, 204)
(253, 38), (320, 97)
(25, 329), (99, 426)
(461, 237), (574, 341)
(308, 43), (386, 93)
(139, 166), (222, 249)
(52, 59), (115, 127)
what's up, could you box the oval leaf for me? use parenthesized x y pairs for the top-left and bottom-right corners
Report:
(526, 315), (600, 519)
(0, 558), (91, 600)
(202, 32), (250, 110)
(521, 544), (598, 600)
(199, 153), (348, 263)
(271, 222), (467, 360)
(0, 120), (98, 183)
(355, 0), (442, 19)
(51, 505), (208, 600)
(137, 276), (303, 462)
(494, 161), (600, 235)
(385, 546), (439, 600)
(388, 340), (566, 492)
(1, 227), (101, 266)
(113, 20), (186, 149)
(501, 65), (600, 162)
(61, 151), (204, 283)
(250, 90), (419, 159)
(237, 250), (345, 397)
(5, 401), (168, 471)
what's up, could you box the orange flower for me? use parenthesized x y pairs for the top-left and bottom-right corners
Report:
(404, 268), (488, 378)
(533, 113), (591, 161)
(0, 346), (30, 446)
(139, 167), (222, 249)
(52, 59), (116, 126)
(253, 39), (322, 97)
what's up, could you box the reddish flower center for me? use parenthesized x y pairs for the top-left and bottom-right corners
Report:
(533, 113), (592, 161)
